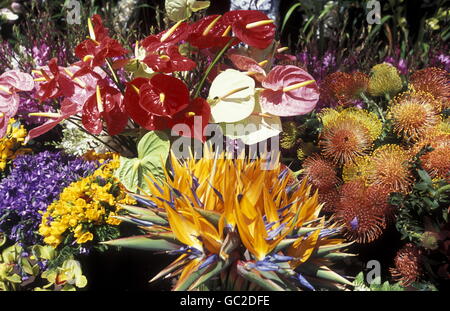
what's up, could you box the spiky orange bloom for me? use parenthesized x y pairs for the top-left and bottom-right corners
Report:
(368, 144), (413, 193)
(413, 132), (450, 181)
(334, 180), (387, 243)
(390, 243), (422, 287)
(410, 67), (450, 109)
(320, 118), (373, 165)
(317, 187), (340, 213)
(388, 91), (441, 141)
(320, 72), (369, 106)
(301, 154), (340, 191)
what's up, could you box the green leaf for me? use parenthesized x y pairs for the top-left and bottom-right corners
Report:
(119, 204), (168, 225)
(115, 131), (170, 193)
(137, 131), (170, 160)
(236, 262), (286, 291)
(102, 235), (180, 251)
(281, 3), (301, 34)
(418, 169), (432, 185)
(297, 263), (353, 286)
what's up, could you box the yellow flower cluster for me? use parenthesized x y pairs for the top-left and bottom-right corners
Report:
(0, 119), (28, 171)
(39, 156), (135, 248)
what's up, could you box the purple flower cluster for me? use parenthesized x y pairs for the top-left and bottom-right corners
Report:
(16, 95), (55, 126)
(297, 51), (337, 82)
(429, 51), (450, 72)
(0, 151), (98, 246)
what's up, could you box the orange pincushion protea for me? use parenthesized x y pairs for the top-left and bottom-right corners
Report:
(334, 180), (387, 243)
(320, 118), (373, 165)
(368, 144), (413, 194)
(388, 91), (441, 142)
(390, 243), (422, 287)
(409, 67), (450, 110)
(320, 72), (369, 106)
(413, 132), (450, 181)
(301, 154), (340, 191)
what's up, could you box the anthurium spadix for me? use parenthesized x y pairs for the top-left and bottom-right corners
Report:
(220, 95), (281, 145)
(208, 69), (255, 123)
(260, 65), (320, 116)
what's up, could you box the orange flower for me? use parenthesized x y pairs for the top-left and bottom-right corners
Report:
(390, 243), (422, 287)
(388, 91), (441, 141)
(320, 72), (369, 106)
(301, 154), (340, 191)
(410, 67), (450, 110)
(320, 118), (373, 165)
(368, 144), (413, 193)
(334, 180), (387, 243)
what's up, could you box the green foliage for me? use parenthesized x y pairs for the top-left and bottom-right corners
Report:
(115, 131), (170, 193)
(353, 272), (405, 291)
(0, 243), (87, 291)
(390, 155), (450, 243)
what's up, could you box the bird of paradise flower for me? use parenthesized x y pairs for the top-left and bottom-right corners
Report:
(104, 146), (354, 291)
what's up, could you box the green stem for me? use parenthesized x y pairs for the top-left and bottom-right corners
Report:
(193, 39), (235, 98)
(360, 92), (386, 122)
(436, 184), (450, 195)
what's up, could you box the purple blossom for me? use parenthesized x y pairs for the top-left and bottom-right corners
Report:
(384, 56), (408, 75)
(295, 50), (337, 82)
(0, 151), (98, 246)
(429, 52), (450, 72)
(16, 93), (55, 126)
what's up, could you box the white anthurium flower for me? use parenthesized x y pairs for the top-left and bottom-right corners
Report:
(165, 0), (210, 22)
(220, 92), (282, 145)
(208, 69), (256, 123)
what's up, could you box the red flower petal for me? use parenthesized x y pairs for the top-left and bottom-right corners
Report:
(124, 78), (169, 131)
(143, 45), (196, 73)
(187, 15), (238, 49)
(170, 97), (211, 142)
(27, 99), (80, 140)
(223, 10), (275, 49)
(139, 74), (189, 117)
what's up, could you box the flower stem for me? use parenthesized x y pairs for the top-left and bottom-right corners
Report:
(193, 39), (235, 98)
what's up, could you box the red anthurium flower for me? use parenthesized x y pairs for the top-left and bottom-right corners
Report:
(75, 14), (129, 70)
(124, 78), (169, 131)
(228, 53), (266, 82)
(222, 10), (275, 49)
(0, 70), (34, 137)
(169, 97), (211, 142)
(26, 99), (80, 141)
(82, 82), (128, 135)
(33, 58), (75, 101)
(259, 65), (319, 116)
(138, 74), (189, 117)
(187, 15), (238, 49)
(142, 44), (196, 73)
(141, 21), (190, 49)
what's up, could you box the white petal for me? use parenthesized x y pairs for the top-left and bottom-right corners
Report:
(208, 69), (255, 123)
